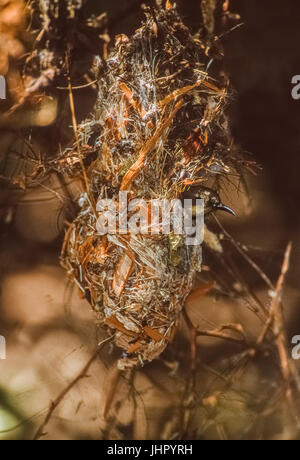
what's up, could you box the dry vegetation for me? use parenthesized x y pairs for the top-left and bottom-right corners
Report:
(0, 0), (300, 441)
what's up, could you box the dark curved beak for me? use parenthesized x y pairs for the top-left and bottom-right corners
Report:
(215, 203), (236, 216)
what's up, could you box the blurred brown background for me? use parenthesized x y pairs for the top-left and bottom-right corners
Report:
(1, 0), (300, 440)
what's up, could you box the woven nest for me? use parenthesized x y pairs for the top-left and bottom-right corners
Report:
(61, 4), (241, 370)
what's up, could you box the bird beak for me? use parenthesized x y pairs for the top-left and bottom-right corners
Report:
(215, 203), (236, 216)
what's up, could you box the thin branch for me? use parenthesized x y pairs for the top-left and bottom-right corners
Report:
(103, 364), (122, 420)
(196, 328), (246, 346)
(214, 215), (274, 291)
(270, 243), (291, 378)
(65, 50), (95, 212)
(33, 336), (113, 440)
(269, 243), (299, 417)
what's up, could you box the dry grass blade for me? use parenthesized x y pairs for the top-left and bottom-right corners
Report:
(120, 99), (184, 191)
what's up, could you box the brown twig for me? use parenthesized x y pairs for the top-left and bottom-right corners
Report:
(196, 327), (246, 346)
(33, 336), (113, 440)
(65, 50), (95, 212)
(270, 243), (291, 372)
(103, 363), (122, 420)
(214, 215), (274, 291)
(253, 242), (300, 427)
(269, 243), (299, 416)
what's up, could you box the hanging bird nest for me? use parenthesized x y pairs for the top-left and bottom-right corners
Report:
(61, 3), (244, 370)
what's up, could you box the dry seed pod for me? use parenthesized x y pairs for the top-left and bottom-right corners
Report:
(62, 5), (242, 369)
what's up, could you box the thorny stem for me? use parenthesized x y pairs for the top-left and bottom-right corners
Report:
(33, 336), (113, 440)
